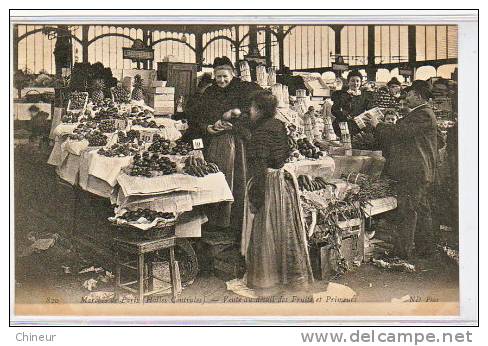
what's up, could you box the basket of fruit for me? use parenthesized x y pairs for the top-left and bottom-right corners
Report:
(110, 208), (178, 240)
(67, 91), (89, 114)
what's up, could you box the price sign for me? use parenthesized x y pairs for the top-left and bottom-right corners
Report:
(192, 138), (204, 150)
(114, 119), (128, 131)
(139, 130), (154, 143)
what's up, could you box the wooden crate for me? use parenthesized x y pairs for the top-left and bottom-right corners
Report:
(310, 218), (365, 281)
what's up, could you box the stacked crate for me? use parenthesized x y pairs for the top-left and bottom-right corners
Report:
(147, 83), (175, 116)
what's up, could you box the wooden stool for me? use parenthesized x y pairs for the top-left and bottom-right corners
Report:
(114, 236), (180, 304)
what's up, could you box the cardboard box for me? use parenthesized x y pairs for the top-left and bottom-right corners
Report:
(152, 100), (175, 108)
(153, 107), (175, 115)
(149, 86), (175, 94)
(152, 93), (175, 101)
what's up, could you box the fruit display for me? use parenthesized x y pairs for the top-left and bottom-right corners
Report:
(129, 152), (177, 177)
(147, 135), (172, 154)
(131, 74), (145, 101)
(296, 138), (324, 159)
(97, 119), (116, 133)
(112, 84), (131, 104)
(61, 111), (81, 123)
(98, 142), (140, 157)
(297, 175), (331, 192)
(68, 91), (88, 110)
(132, 118), (164, 129)
(91, 79), (105, 104)
(92, 99), (120, 120)
(170, 140), (192, 156)
(119, 208), (175, 223)
(117, 130), (140, 143)
(183, 158), (220, 177)
(85, 130), (108, 147)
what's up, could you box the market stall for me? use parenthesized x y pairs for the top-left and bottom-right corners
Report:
(45, 60), (402, 290)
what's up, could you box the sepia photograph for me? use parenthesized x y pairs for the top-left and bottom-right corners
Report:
(9, 10), (475, 323)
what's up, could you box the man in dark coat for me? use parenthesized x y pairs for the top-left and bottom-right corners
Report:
(365, 80), (438, 259)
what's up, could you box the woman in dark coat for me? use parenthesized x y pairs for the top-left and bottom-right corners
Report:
(331, 70), (374, 136)
(242, 90), (313, 295)
(195, 57), (261, 236)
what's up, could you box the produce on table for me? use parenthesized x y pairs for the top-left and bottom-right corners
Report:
(97, 119), (116, 133)
(91, 79), (105, 104)
(296, 138), (324, 159)
(69, 91), (87, 110)
(98, 142), (140, 157)
(62, 111), (81, 123)
(342, 172), (396, 203)
(169, 140), (192, 156)
(183, 158), (220, 177)
(84, 130), (108, 147)
(147, 135), (172, 154)
(112, 84), (131, 104)
(297, 175), (332, 192)
(132, 118), (163, 129)
(92, 99), (119, 120)
(118, 130), (140, 143)
(131, 75), (144, 101)
(129, 152), (177, 177)
(119, 208), (175, 223)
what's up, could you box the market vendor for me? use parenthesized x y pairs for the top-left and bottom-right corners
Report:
(364, 80), (438, 259)
(331, 70), (374, 136)
(195, 56), (261, 238)
(242, 90), (313, 294)
(180, 73), (214, 144)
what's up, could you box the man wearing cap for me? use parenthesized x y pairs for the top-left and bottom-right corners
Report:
(365, 80), (438, 259)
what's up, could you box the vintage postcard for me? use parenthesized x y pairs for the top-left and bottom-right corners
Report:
(10, 10), (478, 324)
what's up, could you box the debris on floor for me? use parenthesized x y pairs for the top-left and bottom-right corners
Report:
(18, 232), (60, 257)
(83, 278), (98, 291)
(441, 245), (459, 264)
(372, 258), (415, 272)
(79, 266), (104, 274)
(225, 276), (257, 299)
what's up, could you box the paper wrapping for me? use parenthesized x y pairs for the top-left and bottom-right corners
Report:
(55, 153), (82, 185)
(284, 157), (336, 179)
(52, 123), (78, 138)
(87, 151), (133, 187)
(113, 188), (194, 214)
(112, 172), (233, 213)
(117, 173), (199, 196)
(47, 138), (66, 166)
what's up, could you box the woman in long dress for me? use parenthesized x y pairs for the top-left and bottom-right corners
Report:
(242, 90), (313, 294)
(195, 57), (261, 237)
